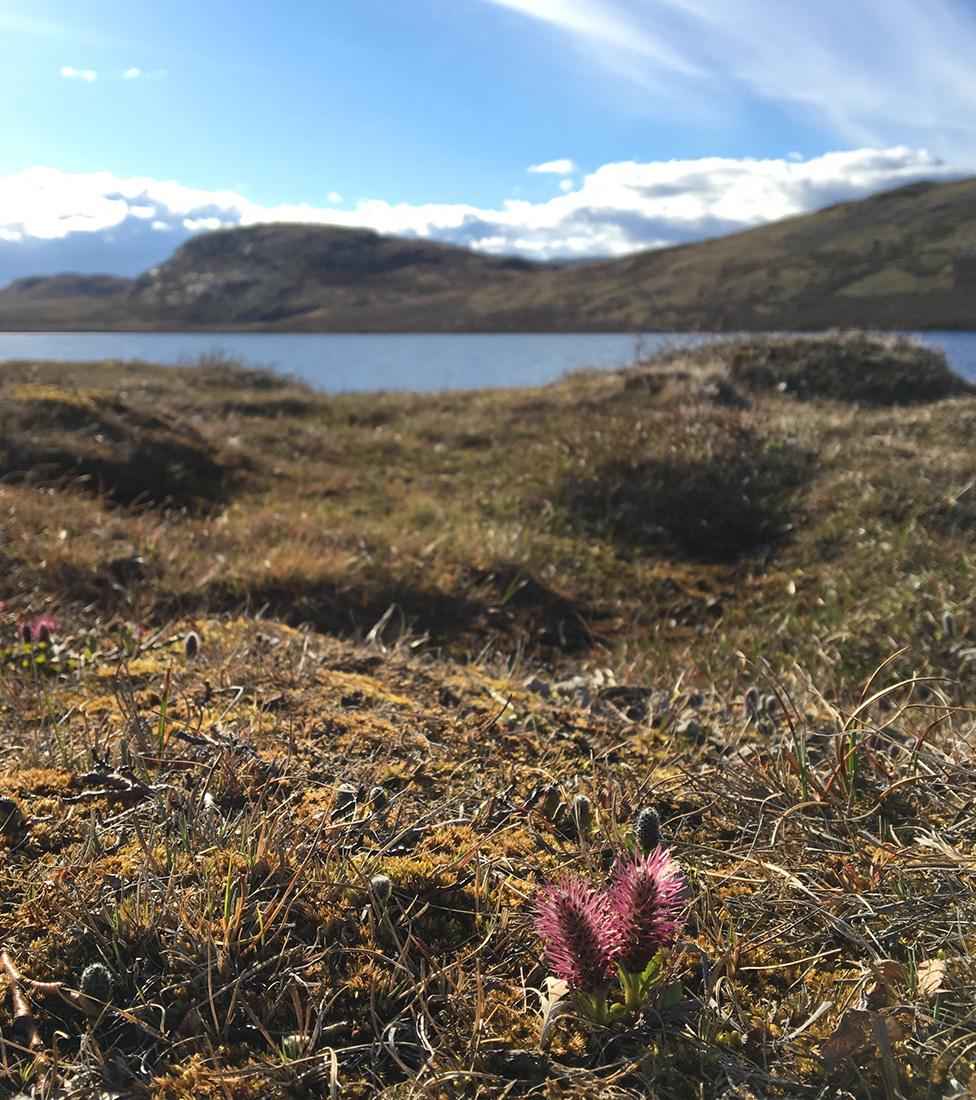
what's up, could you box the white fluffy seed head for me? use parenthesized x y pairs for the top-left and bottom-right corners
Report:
(370, 874), (393, 903)
(571, 794), (593, 837)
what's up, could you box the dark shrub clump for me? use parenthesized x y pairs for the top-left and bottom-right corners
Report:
(563, 412), (813, 563)
(729, 334), (972, 406)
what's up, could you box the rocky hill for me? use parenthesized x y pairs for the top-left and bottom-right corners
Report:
(126, 222), (542, 327)
(2, 177), (976, 330)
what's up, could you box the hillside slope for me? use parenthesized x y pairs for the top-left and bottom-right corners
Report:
(0, 273), (135, 327)
(2, 177), (976, 330)
(512, 177), (976, 331)
(127, 222), (541, 326)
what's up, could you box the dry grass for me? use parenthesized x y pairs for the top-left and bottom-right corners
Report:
(0, 334), (974, 1097)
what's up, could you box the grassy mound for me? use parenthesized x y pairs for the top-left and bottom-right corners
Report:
(562, 409), (813, 562)
(0, 380), (240, 511)
(727, 332), (972, 405)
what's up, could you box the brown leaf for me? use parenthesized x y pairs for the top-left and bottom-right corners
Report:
(916, 959), (946, 999)
(820, 1008), (905, 1071)
(862, 959), (906, 1009)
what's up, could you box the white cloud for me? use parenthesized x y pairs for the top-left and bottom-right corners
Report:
(481, 0), (976, 154)
(59, 65), (96, 82)
(121, 66), (165, 79)
(559, 179), (574, 192)
(327, 191), (343, 203)
(0, 148), (962, 285)
(528, 158), (577, 175)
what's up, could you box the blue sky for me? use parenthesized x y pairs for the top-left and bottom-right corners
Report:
(1, 0), (975, 281)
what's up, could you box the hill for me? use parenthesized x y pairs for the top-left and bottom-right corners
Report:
(127, 222), (542, 327)
(2, 177), (976, 329)
(0, 223), (543, 331)
(0, 273), (135, 328)
(519, 177), (976, 330)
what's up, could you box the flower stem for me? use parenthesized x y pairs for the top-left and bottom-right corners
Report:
(619, 970), (644, 1014)
(576, 987), (612, 1026)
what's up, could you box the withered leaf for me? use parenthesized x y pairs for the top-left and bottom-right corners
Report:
(861, 960), (906, 1010)
(820, 1008), (905, 1070)
(916, 959), (946, 999)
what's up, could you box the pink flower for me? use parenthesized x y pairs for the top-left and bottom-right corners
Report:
(19, 615), (61, 644)
(606, 849), (686, 974)
(534, 876), (619, 992)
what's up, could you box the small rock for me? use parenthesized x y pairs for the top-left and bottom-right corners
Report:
(570, 794), (593, 839)
(648, 690), (672, 723)
(332, 783), (358, 821)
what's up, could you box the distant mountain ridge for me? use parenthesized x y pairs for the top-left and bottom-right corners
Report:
(3, 177), (976, 331)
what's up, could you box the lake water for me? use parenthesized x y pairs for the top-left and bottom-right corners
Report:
(1, 330), (975, 392)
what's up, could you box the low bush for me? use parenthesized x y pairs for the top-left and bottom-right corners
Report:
(562, 410), (813, 562)
(729, 333), (971, 405)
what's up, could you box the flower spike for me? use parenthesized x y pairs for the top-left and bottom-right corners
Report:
(534, 876), (619, 993)
(607, 848), (686, 974)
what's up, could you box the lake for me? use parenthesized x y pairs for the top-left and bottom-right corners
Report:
(1, 330), (975, 392)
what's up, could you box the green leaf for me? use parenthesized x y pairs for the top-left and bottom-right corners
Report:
(640, 951), (664, 985)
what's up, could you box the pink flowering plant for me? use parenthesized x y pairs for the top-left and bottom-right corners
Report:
(533, 876), (620, 1025)
(534, 847), (687, 1024)
(19, 615), (60, 645)
(1, 612), (76, 676)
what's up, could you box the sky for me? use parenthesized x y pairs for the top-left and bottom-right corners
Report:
(1, 0), (976, 283)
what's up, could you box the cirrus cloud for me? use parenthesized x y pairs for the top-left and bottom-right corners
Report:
(0, 147), (962, 285)
(480, 0), (976, 155)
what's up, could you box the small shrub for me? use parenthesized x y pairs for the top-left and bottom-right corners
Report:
(729, 334), (971, 406)
(563, 411), (813, 563)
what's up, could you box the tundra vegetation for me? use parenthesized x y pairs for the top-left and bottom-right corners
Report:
(0, 333), (974, 1097)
